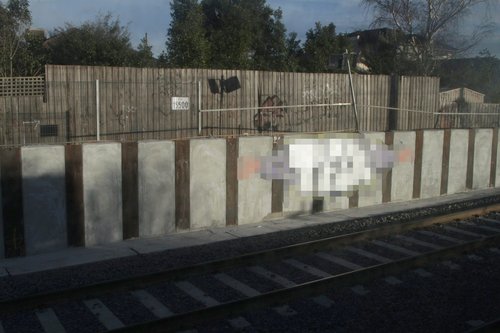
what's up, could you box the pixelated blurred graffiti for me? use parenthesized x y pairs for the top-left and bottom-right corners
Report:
(253, 95), (287, 132)
(262, 136), (394, 196)
(239, 134), (413, 197)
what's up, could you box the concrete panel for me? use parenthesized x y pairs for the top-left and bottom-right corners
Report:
(83, 143), (123, 246)
(391, 131), (416, 202)
(358, 132), (386, 207)
(323, 196), (349, 211)
(190, 139), (226, 229)
(21, 146), (67, 255)
(448, 129), (469, 194)
(283, 184), (314, 214)
(496, 133), (500, 187)
(138, 141), (175, 237)
(420, 130), (444, 199)
(283, 132), (379, 213)
(238, 137), (273, 225)
(282, 134), (313, 214)
(473, 129), (493, 189)
(0, 166), (3, 259)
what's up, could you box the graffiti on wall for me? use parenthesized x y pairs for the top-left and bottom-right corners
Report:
(114, 104), (137, 127)
(302, 82), (341, 105)
(253, 95), (287, 132)
(239, 134), (414, 199)
(157, 74), (176, 98)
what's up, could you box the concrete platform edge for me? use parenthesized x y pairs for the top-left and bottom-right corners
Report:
(1, 188), (500, 276)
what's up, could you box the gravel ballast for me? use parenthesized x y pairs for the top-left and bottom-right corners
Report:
(0, 192), (500, 332)
(196, 247), (500, 332)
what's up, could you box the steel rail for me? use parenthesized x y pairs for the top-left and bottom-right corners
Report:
(110, 230), (500, 333)
(1, 203), (499, 314)
(467, 318), (500, 333)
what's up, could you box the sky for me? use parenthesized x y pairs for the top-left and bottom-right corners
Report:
(25, 0), (500, 58)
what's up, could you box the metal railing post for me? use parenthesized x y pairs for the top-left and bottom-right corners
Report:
(96, 79), (100, 141)
(346, 51), (360, 132)
(198, 81), (202, 135)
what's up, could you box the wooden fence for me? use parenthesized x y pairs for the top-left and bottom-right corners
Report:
(439, 87), (485, 106)
(436, 102), (500, 129)
(0, 65), (445, 145)
(437, 87), (499, 129)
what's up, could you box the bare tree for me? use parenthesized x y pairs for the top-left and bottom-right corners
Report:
(361, 0), (495, 75)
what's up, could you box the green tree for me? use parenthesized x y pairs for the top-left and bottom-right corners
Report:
(165, 0), (288, 70)
(13, 29), (49, 76)
(0, 0), (31, 76)
(47, 14), (136, 66)
(201, 0), (253, 68)
(166, 0), (209, 67)
(241, 1), (288, 71)
(201, 0), (288, 70)
(285, 32), (304, 72)
(135, 33), (155, 67)
(302, 22), (346, 72)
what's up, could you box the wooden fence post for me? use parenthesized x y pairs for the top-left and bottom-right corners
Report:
(388, 74), (399, 131)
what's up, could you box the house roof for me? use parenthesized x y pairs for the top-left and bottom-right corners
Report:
(347, 28), (456, 57)
(440, 87), (485, 97)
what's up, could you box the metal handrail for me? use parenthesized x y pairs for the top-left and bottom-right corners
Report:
(199, 102), (353, 113)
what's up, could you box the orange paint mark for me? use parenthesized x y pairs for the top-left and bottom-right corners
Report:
(398, 148), (413, 163)
(238, 157), (261, 180)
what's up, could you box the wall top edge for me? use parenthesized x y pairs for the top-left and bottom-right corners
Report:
(0, 128), (499, 150)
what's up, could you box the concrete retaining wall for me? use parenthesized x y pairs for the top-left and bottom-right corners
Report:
(190, 139), (226, 229)
(282, 135), (314, 214)
(473, 129), (493, 190)
(391, 131), (416, 202)
(83, 143), (123, 246)
(496, 132), (500, 188)
(21, 146), (67, 255)
(448, 129), (469, 194)
(138, 141), (175, 237)
(420, 130), (444, 199)
(358, 132), (385, 208)
(0, 168), (3, 259)
(1, 128), (499, 259)
(238, 137), (273, 225)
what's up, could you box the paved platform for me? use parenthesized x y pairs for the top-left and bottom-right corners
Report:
(1, 188), (500, 277)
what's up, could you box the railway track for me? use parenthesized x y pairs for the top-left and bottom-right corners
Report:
(2, 204), (500, 332)
(468, 318), (500, 333)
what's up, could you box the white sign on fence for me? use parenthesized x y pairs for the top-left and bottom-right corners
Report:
(171, 97), (190, 111)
